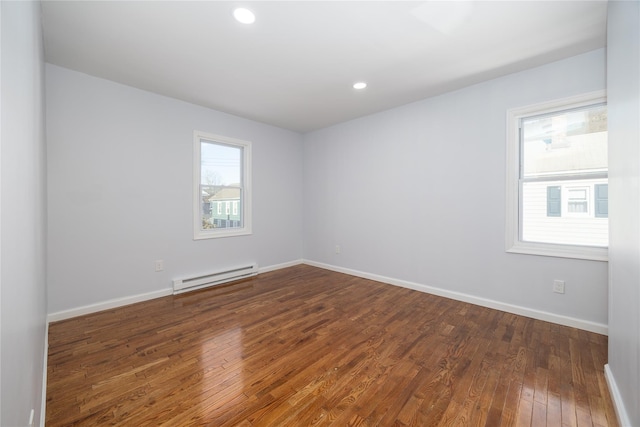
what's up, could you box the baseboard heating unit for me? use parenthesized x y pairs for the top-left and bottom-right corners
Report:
(172, 263), (259, 295)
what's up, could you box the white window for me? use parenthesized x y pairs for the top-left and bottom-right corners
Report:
(506, 91), (608, 260)
(566, 186), (589, 215)
(193, 131), (251, 239)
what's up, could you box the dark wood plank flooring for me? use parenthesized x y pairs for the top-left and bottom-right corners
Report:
(46, 264), (618, 426)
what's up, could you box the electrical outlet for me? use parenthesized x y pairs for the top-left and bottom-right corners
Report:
(553, 279), (565, 294)
(155, 260), (164, 272)
(335, 245), (341, 254)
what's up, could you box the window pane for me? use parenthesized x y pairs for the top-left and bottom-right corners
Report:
(568, 202), (588, 213)
(568, 188), (587, 200)
(522, 105), (607, 178)
(200, 141), (243, 231)
(518, 102), (607, 249)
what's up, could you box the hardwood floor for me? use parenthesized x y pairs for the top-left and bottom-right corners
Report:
(46, 265), (618, 426)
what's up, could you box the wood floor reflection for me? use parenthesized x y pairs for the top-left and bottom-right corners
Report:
(46, 264), (618, 426)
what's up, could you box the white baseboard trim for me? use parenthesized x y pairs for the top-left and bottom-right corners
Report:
(303, 260), (608, 335)
(47, 260), (305, 322)
(40, 320), (49, 427)
(259, 259), (304, 274)
(605, 364), (633, 427)
(47, 288), (174, 323)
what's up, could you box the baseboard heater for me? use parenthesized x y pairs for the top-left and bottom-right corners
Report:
(172, 263), (259, 295)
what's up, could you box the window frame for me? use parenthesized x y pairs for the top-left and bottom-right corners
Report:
(505, 91), (608, 261)
(193, 131), (252, 240)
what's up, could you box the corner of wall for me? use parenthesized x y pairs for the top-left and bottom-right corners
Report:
(604, 364), (633, 427)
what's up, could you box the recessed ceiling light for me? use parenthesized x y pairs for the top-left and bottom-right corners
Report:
(233, 8), (255, 24)
(353, 82), (367, 90)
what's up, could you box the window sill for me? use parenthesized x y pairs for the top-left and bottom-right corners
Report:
(194, 228), (252, 240)
(506, 241), (608, 262)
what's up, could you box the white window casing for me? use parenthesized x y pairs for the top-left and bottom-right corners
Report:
(193, 131), (252, 240)
(505, 91), (608, 261)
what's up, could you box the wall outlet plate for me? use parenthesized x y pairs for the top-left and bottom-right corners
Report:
(553, 279), (565, 294)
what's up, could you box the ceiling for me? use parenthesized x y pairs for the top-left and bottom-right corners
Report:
(41, 1), (608, 133)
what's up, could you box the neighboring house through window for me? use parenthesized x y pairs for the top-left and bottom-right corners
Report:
(506, 91), (608, 260)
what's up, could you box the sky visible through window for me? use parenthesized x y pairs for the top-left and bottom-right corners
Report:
(201, 142), (241, 186)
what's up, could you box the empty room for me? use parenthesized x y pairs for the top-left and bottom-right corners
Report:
(2, 1), (639, 426)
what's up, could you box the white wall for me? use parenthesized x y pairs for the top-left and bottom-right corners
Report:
(303, 49), (608, 330)
(606, 2), (640, 425)
(46, 65), (303, 315)
(1, 1), (48, 425)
